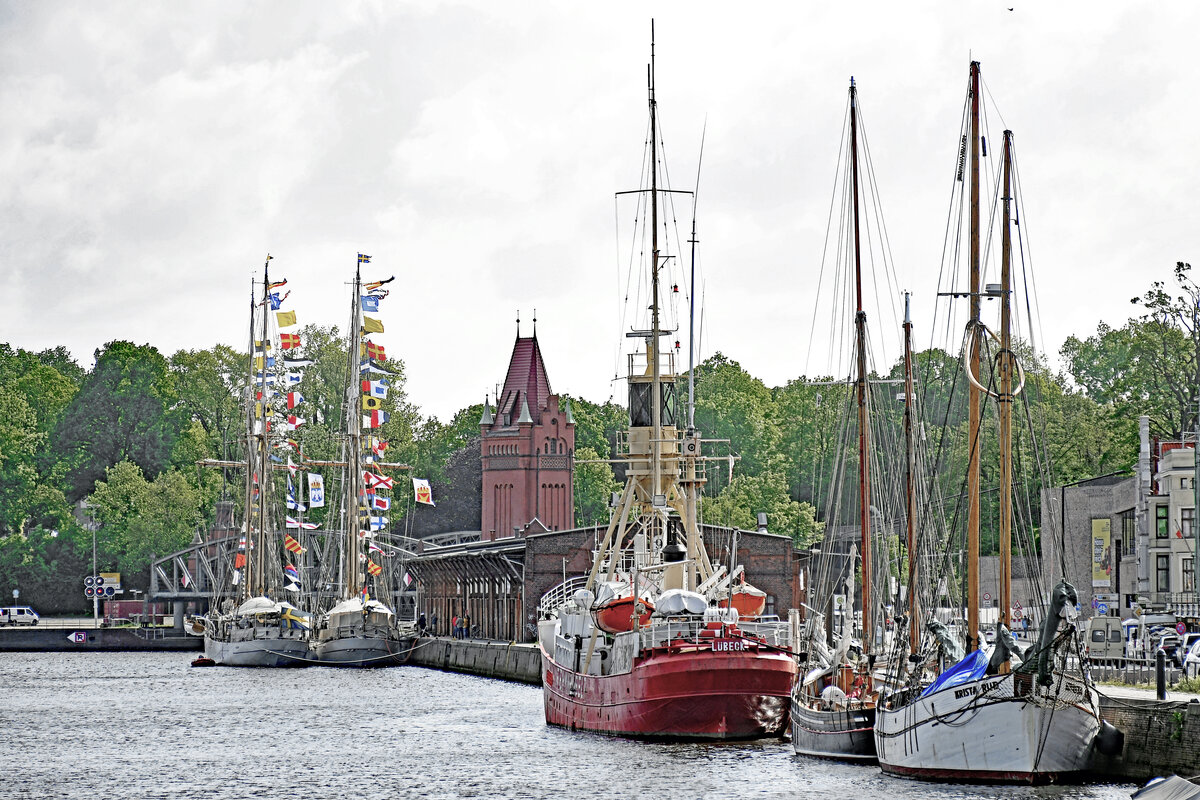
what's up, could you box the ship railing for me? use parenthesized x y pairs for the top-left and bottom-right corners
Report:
(537, 575), (591, 619)
(738, 618), (791, 649)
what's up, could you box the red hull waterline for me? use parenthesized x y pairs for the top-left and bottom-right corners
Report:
(879, 761), (1086, 785)
(540, 642), (794, 740)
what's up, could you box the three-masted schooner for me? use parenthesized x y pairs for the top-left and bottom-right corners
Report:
(203, 255), (313, 667)
(311, 255), (412, 666)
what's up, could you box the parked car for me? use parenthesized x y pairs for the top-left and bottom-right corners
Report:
(0, 606), (39, 626)
(1184, 640), (1200, 679)
(1155, 634), (1183, 669)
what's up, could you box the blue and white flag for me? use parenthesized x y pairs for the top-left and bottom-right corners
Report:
(284, 372), (302, 386)
(363, 378), (389, 398)
(307, 473), (325, 508)
(254, 372), (276, 384)
(360, 295), (380, 313)
(369, 516), (389, 531)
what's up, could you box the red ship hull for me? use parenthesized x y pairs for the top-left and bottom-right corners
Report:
(539, 638), (795, 740)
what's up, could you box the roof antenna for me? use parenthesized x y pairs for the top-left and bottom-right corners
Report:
(533, 308), (537, 337)
(516, 310), (521, 337)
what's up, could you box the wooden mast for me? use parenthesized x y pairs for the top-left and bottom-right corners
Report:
(253, 255), (273, 597)
(904, 292), (919, 659)
(347, 261), (364, 600)
(966, 60), (982, 653)
(849, 78), (873, 654)
(998, 129), (1014, 640)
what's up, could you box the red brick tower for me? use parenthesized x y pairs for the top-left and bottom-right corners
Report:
(480, 332), (575, 540)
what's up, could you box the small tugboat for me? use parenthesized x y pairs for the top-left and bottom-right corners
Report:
(536, 24), (794, 740)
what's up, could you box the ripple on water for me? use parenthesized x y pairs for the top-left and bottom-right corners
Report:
(0, 653), (1136, 800)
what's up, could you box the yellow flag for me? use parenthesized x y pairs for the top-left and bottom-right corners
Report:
(276, 310), (297, 328)
(254, 356), (264, 370)
(362, 396), (383, 411)
(254, 340), (272, 350)
(362, 316), (385, 334)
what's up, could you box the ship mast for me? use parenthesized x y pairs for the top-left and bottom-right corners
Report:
(650, 20), (662, 518)
(966, 60), (982, 654)
(253, 254), (273, 598)
(904, 292), (919, 660)
(849, 78), (873, 654)
(346, 261), (365, 599)
(998, 129), (1014, 644)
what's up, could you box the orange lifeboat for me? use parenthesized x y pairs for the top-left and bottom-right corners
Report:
(717, 580), (767, 618)
(592, 580), (654, 633)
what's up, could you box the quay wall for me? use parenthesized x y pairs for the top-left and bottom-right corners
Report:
(407, 637), (541, 685)
(1094, 695), (1200, 780)
(0, 627), (201, 652)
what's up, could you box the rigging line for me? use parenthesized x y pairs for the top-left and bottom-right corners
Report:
(1010, 143), (1046, 361)
(804, 89), (853, 378)
(855, 99), (904, 358)
(927, 84), (973, 361)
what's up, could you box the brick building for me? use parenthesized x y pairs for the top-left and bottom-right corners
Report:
(480, 334), (575, 540)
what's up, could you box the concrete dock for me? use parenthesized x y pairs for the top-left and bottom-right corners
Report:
(405, 636), (541, 685)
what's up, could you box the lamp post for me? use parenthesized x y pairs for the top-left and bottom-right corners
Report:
(92, 524), (99, 628)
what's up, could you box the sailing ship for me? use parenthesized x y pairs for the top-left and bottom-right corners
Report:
(203, 255), (313, 667)
(311, 255), (413, 666)
(790, 78), (888, 763)
(872, 61), (1102, 783)
(536, 25), (795, 740)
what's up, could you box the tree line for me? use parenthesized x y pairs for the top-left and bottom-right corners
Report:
(0, 263), (1192, 612)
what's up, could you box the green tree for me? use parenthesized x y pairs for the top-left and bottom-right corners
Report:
(52, 341), (182, 502)
(702, 472), (822, 547)
(689, 353), (782, 486)
(0, 387), (41, 536)
(87, 461), (202, 582)
(1062, 261), (1199, 439)
(169, 344), (244, 465)
(574, 445), (620, 527)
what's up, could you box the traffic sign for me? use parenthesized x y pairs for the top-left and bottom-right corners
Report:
(1097, 603), (1109, 615)
(84, 586), (95, 598)
(67, 632), (87, 643)
(984, 592), (992, 601)
(1178, 622), (1187, 635)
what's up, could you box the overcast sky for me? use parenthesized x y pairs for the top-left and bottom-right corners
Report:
(2, 2), (1196, 422)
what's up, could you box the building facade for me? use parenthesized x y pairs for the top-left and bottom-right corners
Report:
(1042, 417), (1200, 624)
(479, 334), (575, 540)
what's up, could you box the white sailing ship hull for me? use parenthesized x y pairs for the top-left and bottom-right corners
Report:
(203, 628), (310, 667)
(314, 633), (413, 667)
(874, 671), (1101, 783)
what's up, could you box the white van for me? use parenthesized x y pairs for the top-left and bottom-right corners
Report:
(0, 606), (39, 626)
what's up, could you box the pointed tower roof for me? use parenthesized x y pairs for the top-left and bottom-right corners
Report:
(517, 396), (533, 425)
(564, 398), (575, 425)
(497, 335), (551, 426)
(479, 397), (494, 426)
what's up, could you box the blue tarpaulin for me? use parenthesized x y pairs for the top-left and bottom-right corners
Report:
(920, 650), (989, 697)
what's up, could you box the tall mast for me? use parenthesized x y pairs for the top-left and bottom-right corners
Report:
(649, 20), (662, 510)
(904, 292), (919, 659)
(254, 255), (273, 597)
(849, 78), (873, 654)
(347, 261), (364, 598)
(966, 60), (982, 653)
(998, 130), (1014, 641)
(241, 277), (257, 604)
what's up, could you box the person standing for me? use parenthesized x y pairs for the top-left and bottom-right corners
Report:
(451, 614), (459, 639)
(464, 612), (472, 640)
(430, 611), (438, 637)
(418, 611), (427, 636)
